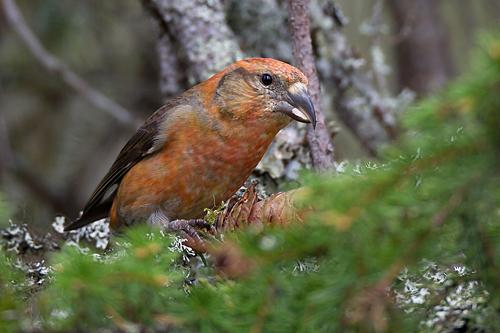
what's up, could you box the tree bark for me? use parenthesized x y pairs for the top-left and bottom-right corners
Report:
(141, 0), (243, 83)
(286, 0), (336, 171)
(388, 0), (454, 96)
(156, 33), (187, 100)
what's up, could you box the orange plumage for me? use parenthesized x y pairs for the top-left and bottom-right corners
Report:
(65, 58), (316, 231)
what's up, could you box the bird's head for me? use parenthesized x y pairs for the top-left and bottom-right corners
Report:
(210, 58), (316, 129)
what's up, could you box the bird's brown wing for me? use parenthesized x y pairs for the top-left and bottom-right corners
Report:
(64, 96), (191, 231)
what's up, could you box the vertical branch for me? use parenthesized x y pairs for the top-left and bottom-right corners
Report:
(286, 0), (335, 171)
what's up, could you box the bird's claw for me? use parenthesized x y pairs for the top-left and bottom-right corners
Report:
(167, 219), (212, 231)
(164, 219), (213, 252)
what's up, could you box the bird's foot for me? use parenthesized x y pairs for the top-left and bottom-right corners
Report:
(165, 219), (214, 252)
(148, 211), (213, 252)
(166, 219), (212, 239)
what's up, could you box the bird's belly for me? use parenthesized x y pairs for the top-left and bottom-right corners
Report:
(111, 133), (272, 227)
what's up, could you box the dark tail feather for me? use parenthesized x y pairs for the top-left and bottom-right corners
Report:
(64, 201), (112, 231)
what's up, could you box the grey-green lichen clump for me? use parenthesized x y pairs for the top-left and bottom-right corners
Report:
(154, 0), (244, 83)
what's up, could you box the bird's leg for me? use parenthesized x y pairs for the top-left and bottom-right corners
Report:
(148, 210), (212, 247)
(167, 219), (213, 233)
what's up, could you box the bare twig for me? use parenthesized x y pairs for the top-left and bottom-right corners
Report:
(1, 0), (140, 128)
(286, 0), (336, 172)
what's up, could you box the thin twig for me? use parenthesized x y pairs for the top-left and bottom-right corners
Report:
(1, 0), (140, 128)
(286, 0), (336, 172)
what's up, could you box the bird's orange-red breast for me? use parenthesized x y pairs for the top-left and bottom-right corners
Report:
(64, 58), (316, 231)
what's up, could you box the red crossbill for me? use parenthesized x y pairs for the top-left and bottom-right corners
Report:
(64, 58), (316, 232)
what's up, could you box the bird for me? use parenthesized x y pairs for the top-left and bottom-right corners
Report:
(64, 58), (316, 234)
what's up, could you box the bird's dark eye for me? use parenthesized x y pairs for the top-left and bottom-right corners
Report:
(261, 73), (273, 86)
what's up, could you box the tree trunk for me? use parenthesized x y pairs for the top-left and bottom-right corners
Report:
(388, 0), (454, 96)
(141, 0), (243, 84)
